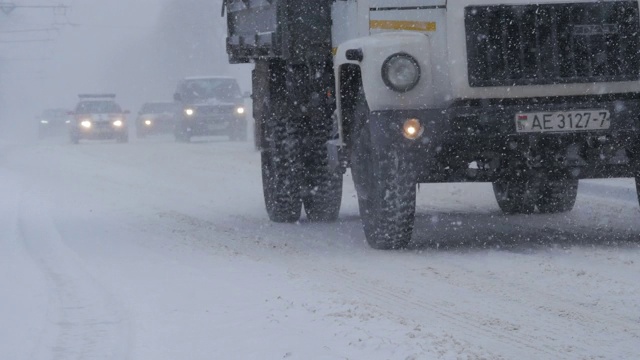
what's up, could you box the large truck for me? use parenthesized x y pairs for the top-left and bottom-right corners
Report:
(225, 0), (640, 249)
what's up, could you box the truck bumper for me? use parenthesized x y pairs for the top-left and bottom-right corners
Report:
(357, 93), (640, 182)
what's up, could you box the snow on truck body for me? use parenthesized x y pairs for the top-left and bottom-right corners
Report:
(226, 0), (640, 249)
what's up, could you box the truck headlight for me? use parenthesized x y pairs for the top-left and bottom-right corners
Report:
(236, 106), (245, 115)
(144, 119), (152, 126)
(81, 120), (92, 128)
(381, 53), (421, 92)
(113, 120), (123, 127)
(184, 108), (195, 116)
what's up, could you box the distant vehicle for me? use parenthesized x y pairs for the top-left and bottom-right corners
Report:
(37, 108), (70, 139)
(68, 94), (129, 144)
(136, 101), (178, 138)
(173, 76), (248, 142)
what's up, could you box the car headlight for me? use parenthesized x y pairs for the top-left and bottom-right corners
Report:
(184, 108), (195, 116)
(113, 120), (124, 127)
(381, 53), (421, 92)
(236, 106), (245, 115)
(40, 120), (49, 124)
(81, 120), (92, 128)
(144, 119), (152, 126)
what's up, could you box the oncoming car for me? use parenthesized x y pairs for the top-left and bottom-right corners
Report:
(136, 101), (177, 138)
(173, 76), (248, 142)
(68, 94), (130, 144)
(37, 108), (71, 139)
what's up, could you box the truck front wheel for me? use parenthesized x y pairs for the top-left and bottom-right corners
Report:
(350, 96), (416, 249)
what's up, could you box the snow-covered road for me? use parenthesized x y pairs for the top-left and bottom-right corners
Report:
(2, 136), (639, 359)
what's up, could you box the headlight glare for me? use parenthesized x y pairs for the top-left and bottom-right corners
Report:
(184, 108), (195, 116)
(236, 106), (245, 115)
(144, 120), (152, 126)
(81, 120), (92, 128)
(402, 118), (424, 140)
(382, 53), (421, 92)
(113, 120), (123, 127)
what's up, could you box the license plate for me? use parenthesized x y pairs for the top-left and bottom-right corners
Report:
(515, 110), (610, 133)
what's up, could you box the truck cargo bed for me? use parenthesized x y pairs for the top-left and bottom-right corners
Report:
(225, 0), (333, 63)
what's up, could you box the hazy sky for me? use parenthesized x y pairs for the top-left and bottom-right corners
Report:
(0, 0), (250, 137)
(1, 0), (164, 120)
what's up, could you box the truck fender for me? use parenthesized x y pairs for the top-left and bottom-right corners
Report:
(333, 32), (435, 148)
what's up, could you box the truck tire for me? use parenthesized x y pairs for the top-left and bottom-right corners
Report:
(261, 116), (303, 223)
(492, 179), (536, 214)
(301, 93), (343, 222)
(351, 95), (416, 249)
(636, 176), (640, 209)
(302, 134), (343, 222)
(536, 179), (578, 213)
(302, 171), (342, 221)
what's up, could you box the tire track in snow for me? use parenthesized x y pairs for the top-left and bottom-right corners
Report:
(18, 193), (132, 360)
(161, 211), (574, 359)
(163, 209), (640, 359)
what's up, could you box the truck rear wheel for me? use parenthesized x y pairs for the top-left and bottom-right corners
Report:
(351, 95), (415, 249)
(492, 179), (536, 214)
(536, 179), (578, 213)
(261, 117), (303, 223)
(302, 144), (342, 222)
(301, 103), (342, 222)
(636, 177), (640, 209)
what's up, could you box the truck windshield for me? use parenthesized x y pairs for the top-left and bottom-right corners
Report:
(179, 78), (241, 102)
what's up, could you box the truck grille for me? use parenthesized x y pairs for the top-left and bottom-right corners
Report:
(465, 1), (640, 87)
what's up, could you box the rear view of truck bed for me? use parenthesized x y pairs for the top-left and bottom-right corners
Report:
(225, 0), (333, 63)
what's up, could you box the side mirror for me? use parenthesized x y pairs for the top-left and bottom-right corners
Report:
(173, 92), (182, 102)
(243, 91), (251, 99)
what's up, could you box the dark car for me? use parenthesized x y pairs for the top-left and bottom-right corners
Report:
(37, 108), (71, 139)
(173, 76), (248, 142)
(68, 94), (130, 144)
(136, 101), (177, 138)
